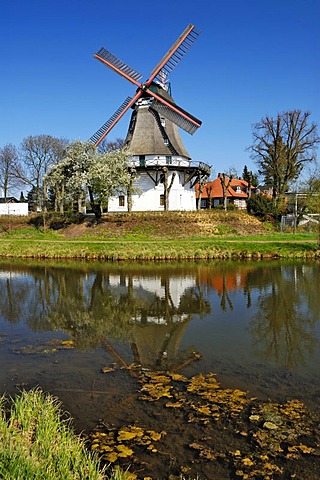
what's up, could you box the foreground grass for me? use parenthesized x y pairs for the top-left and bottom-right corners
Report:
(0, 390), (188, 480)
(0, 389), (106, 480)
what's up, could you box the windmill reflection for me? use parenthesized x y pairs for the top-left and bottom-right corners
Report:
(98, 272), (210, 370)
(5, 265), (211, 371)
(0, 262), (319, 371)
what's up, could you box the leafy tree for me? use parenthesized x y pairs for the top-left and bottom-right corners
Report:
(0, 144), (23, 200)
(247, 193), (280, 221)
(27, 186), (38, 212)
(300, 163), (320, 205)
(248, 110), (319, 204)
(19, 135), (68, 211)
(242, 165), (259, 189)
(45, 141), (132, 219)
(299, 163), (320, 244)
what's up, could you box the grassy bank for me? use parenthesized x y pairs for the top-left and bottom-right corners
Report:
(0, 389), (105, 480)
(0, 212), (319, 260)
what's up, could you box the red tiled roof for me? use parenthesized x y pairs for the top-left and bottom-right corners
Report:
(195, 177), (252, 199)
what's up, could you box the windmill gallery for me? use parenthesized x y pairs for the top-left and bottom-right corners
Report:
(89, 24), (210, 212)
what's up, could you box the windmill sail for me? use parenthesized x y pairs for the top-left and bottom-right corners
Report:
(150, 98), (201, 135)
(94, 48), (143, 84)
(89, 96), (134, 145)
(148, 24), (200, 86)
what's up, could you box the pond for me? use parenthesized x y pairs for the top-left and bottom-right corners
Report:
(0, 259), (320, 479)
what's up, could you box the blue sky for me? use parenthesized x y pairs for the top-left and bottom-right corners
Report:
(0, 0), (319, 178)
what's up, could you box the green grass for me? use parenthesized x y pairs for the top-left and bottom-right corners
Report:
(1, 227), (62, 239)
(0, 212), (319, 260)
(0, 233), (318, 260)
(0, 389), (191, 480)
(0, 389), (105, 480)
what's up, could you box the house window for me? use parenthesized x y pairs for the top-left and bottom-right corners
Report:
(160, 194), (165, 206)
(200, 199), (207, 209)
(236, 186), (242, 193)
(166, 155), (172, 164)
(119, 195), (125, 207)
(139, 155), (145, 167)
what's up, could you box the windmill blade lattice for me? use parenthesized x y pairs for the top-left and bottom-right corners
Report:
(94, 48), (143, 85)
(150, 98), (200, 135)
(89, 96), (134, 145)
(148, 24), (200, 86)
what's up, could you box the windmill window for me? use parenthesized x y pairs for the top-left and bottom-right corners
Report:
(164, 139), (169, 146)
(118, 195), (125, 207)
(139, 155), (145, 167)
(160, 117), (166, 127)
(160, 194), (165, 206)
(166, 155), (172, 164)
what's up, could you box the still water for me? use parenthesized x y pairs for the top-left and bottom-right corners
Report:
(1, 259), (319, 422)
(1, 259), (320, 478)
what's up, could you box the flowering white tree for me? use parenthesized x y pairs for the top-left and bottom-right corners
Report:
(45, 141), (132, 218)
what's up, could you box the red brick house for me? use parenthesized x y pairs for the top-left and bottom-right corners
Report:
(195, 177), (253, 210)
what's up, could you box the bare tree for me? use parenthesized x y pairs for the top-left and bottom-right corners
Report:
(98, 137), (124, 153)
(19, 135), (68, 211)
(196, 170), (209, 210)
(127, 167), (137, 213)
(0, 144), (23, 200)
(248, 110), (319, 204)
(162, 167), (176, 211)
(218, 172), (233, 211)
(207, 184), (214, 208)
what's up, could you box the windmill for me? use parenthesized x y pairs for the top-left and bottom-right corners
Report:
(89, 24), (210, 212)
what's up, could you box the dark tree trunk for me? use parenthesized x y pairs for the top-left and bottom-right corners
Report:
(88, 187), (101, 219)
(163, 167), (176, 211)
(218, 173), (233, 211)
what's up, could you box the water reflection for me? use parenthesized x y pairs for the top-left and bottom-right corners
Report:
(247, 263), (320, 367)
(0, 261), (319, 372)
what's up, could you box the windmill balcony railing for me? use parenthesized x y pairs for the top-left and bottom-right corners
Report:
(130, 157), (211, 174)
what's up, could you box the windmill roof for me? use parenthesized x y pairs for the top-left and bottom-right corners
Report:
(124, 86), (191, 158)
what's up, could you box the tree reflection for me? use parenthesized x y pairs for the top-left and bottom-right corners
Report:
(0, 263), (211, 370)
(247, 263), (320, 367)
(0, 261), (319, 370)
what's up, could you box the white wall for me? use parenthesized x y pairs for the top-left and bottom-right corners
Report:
(0, 203), (28, 215)
(108, 170), (196, 212)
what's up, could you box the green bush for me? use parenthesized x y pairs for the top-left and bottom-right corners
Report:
(28, 213), (86, 230)
(247, 194), (280, 222)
